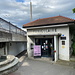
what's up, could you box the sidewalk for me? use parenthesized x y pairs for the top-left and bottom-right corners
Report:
(9, 55), (75, 75)
(17, 50), (75, 69)
(56, 60), (75, 68)
(9, 51), (75, 75)
(29, 57), (75, 68)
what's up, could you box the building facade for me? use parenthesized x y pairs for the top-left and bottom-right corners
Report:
(23, 16), (75, 61)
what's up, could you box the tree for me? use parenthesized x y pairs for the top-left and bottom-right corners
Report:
(72, 8), (75, 13)
(71, 35), (75, 55)
(71, 8), (75, 55)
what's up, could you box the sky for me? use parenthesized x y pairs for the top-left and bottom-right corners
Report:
(0, 0), (75, 29)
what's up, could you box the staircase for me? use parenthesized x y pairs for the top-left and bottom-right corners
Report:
(0, 55), (19, 75)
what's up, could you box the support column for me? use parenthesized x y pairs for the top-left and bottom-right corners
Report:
(54, 36), (57, 62)
(5, 43), (8, 56)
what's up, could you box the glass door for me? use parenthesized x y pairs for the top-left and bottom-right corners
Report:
(41, 39), (52, 57)
(35, 38), (54, 57)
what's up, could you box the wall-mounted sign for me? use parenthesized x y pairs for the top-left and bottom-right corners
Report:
(28, 28), (57, 33)
(60, 37), (66, 40)
(61, 34), (66, 40)
(61, 34), (65, 36)
(45, 40), (48, 44)
(42, 46), (44, 49)
(62, 45), (65, 48)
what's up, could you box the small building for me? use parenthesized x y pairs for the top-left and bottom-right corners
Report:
(23, 16), (75, 61)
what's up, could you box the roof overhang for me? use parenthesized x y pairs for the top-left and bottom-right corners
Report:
(24, 24), (69, 29)
(23, 21), (75, 29)
(28, 32), (61, 37)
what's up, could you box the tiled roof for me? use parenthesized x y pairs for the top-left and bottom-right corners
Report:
(23, 16), (75, 28)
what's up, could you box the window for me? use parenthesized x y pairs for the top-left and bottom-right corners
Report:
(62, 41), (65, 45)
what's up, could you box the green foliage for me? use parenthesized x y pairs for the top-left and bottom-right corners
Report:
(72, 35), (75, 55)
(72, 8), (75, 13)
(72, 42), (75, 55)
(72, 35), (75, 42)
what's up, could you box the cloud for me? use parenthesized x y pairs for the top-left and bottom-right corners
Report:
(0, 0), (75, 28)
(0, 0), (29, 28)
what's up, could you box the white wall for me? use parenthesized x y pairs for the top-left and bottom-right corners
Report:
(57, 26), (69, 61)
(27, 35), (34, 57)
(8, 42), (27, 56)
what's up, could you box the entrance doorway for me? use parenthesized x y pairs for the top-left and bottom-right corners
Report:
(35, 38), (54, 57)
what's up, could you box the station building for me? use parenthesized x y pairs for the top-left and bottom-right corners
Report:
(23, 16), (75, 61)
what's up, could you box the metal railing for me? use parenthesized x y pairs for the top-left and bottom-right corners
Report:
(0, 19), (26, 36)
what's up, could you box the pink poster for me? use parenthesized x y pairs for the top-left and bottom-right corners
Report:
(34, 45), (41, 56)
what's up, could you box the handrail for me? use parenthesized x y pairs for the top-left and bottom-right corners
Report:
(0, 21), (26, 36)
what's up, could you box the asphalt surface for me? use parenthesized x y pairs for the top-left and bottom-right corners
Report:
(9, 55), (75, 75)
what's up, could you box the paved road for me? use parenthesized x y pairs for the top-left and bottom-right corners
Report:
(9, 57), (75, 75)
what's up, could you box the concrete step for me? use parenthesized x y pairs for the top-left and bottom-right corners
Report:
(0, 57), (18, 72)
(0, 55), (15, 67)
(0, 55), (19, 75)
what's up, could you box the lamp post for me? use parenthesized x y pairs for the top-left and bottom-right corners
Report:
(30, 1), (32, 22)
